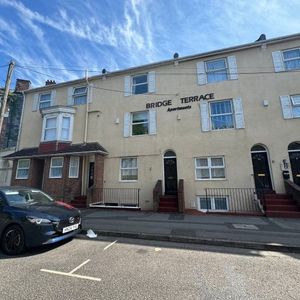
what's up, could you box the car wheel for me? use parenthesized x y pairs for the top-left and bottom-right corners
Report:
(1, 225), (25, 255)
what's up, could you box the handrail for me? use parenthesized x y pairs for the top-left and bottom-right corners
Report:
(153, 180), (162, 212)
(178, 179), (185, 213)
(284, 180), (300, 208)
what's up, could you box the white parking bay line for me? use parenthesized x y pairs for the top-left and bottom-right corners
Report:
(40, 269), (101, 282)
(103, 240), (118, 251)
(70, 259), (90, 274)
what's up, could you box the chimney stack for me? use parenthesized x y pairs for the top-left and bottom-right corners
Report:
(14, 79), (31, 92)
(45, 80), (56, 86)
(256, 34), (267, 42)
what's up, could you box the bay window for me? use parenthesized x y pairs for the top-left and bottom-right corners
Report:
(42, 113), (73, 142)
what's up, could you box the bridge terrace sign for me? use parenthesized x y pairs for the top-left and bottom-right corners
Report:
(146, 93), (214, 112)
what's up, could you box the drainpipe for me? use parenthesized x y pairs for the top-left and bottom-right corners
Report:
(82, 70), (90, 197)
(16, 91), (26, 151)
(84, 69), (90, 144)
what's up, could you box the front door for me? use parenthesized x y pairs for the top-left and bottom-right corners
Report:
(88, 162), (95, 188)
(35, 159), (45, 189)
(289, 151), (300, 186)
(164, 151), (178, 195)
(251, 152), (273, 190)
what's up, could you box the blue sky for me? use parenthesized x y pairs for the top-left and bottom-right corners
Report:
(0, 0), (300, 88)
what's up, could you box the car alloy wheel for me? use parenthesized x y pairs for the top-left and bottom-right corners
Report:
(1, 225), (25, 255)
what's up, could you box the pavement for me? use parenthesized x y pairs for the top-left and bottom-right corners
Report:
(79, 209), (300, 253)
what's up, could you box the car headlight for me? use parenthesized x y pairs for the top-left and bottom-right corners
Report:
(26, 216), (52, 225)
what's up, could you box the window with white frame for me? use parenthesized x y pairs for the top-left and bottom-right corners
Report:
(16, 159), (30, 179)
(197, 196), (228, 212)
(132, 74), (148, 95)
(39, 93), (51, 109)
(195, 157), (225, 180)
(283, 48), (300, 71)
(210, 100), (234, 130)
(205, 58), (228, 83)
(61, 116), (71, 140)
(131, 111), (149, 135)
(120, 158), (138, 181)
(290, 95), (300, 118)
(69, 156), (80, 178)
(44, 116), (57, 141)
(50, 157), (64, 178)
(73, 86), (87, 105)
(42, 114), (72, 142)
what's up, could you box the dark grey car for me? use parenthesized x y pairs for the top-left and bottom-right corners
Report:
(0, 186), (81, 255)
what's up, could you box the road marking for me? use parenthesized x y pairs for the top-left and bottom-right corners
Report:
(155, 248), (161, 252)
(70, 259), (90, 274)
(103, 240), (118, 251)
(40, 269), (101, 282)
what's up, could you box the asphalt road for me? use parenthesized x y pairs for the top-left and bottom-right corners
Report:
(0, 236), (300, 300)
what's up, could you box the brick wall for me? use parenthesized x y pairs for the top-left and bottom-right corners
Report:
(42, 156), (82, 201)
(11, 156), (83, 202)
(11, 158), (43, 188)
(0, 93), (24, 149)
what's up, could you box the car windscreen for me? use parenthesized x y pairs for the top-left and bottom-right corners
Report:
(4, 190), (53, 206)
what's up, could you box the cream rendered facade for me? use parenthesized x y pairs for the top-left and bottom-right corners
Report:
(15, 34), (300, 211)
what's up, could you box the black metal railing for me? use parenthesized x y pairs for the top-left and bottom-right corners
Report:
(89, 188), (140, 208)
(284, 180), (300, 208)
(204, 188), (264, 213)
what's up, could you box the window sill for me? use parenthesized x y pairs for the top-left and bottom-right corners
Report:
(15, 177), (29, 180)
(198, 209), (229, 213)
(195, 178), (227, 181)
(200, 78), (238, 86)
(119, 180), (138, 183)
(49, 177), (63, 179)
(211, 127), (235, 132)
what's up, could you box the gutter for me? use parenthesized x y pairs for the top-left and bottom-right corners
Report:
(3, 149), (109, 160)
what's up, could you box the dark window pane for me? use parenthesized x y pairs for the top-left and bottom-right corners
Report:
(200, 198), (212, 210)
(251, 145), (266, 151)
(132, 123), (148, 135)
(288, 142), (300, 151)
(214, 197), (228, 210)
(133, 83), (148, 94)
(132, 74), (148, 85)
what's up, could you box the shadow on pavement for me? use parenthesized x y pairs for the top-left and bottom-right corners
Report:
(0, 237), (73, 259)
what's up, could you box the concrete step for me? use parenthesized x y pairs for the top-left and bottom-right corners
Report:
(264, 193), (292, 200)
(159, 202), (178, 208)
(159, 203), (178, 208)
(265, 199), (296, 205)
(265, 205), (300, 212)
(159, 207), (178, 213)
(265, 211), (300, 218)
(160, 196), (178, 200)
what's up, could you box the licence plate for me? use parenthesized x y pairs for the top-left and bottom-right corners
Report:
(62, 223), (79, 234)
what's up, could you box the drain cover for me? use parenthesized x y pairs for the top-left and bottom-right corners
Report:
(232, 224), (259, 230)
